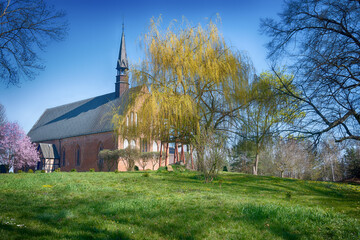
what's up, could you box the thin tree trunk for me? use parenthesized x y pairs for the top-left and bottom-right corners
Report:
(165, 142), (169, 166)
(190, 145), (194, 169)
(159, 141), (163, 168)
(330, 158), (336, 182)
(181, 144), (185, 164)
(253, 154), (259, 175)
(174, 142), (178, 164)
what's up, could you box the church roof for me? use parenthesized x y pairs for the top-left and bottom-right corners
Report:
(116, 29), (128, 71)
(28, 87), (141, 142)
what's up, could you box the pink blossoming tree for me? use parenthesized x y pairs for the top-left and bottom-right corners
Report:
(0, 122), (39, 171)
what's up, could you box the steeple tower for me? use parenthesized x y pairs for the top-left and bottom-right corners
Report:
(115, 23), (129, 98)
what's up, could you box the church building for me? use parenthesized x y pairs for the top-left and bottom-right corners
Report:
(28, 28), (164, 172)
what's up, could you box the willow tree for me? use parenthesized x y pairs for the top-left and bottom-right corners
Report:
(114, 17), (252, 170)
(234, 71), (304, 175)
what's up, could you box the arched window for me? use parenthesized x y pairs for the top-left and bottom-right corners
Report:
(123, 139), (129, 149)
(75, 145), (81, 166)
(152, 141), (158, 152)
(135, 113), (138, 126)
(98, 142), (104, 171)
(130, 140), (136, 149)
(130, 112), (134, 124)
(126, 116), (129, 126)
(62, 147), (66, 167)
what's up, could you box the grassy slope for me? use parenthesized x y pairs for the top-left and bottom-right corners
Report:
(0, 171), (359, 240)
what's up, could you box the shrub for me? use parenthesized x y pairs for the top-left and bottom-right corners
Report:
(27, 169), (34, 173)
(55, 168), (61, 172)
(71, 168), (77, 172)
(142, 172), (150, 177)
(17, 170), (22, 173)
(223, 166), (228, 172)
(114, 169), (119, 173)
(41, 170), (45, 173)
(35, 170), (41, 174)
(89, 168), (95, 172)
(99, 149), (121, 172)
(134, 166), (139, 171)
(157, 166), (167, 173)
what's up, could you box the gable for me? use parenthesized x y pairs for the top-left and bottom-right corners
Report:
(38, 143), (60, 159)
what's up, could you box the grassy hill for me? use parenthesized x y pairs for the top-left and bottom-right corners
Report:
(0, 170), (359, 239)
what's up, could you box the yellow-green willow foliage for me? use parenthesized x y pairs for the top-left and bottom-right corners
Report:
(114, 16), (252, 143)
(237, 71), (304, 175)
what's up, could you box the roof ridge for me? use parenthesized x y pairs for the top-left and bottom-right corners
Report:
(45, 92), (115, 111)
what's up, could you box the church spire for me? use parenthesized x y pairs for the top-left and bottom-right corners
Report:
(115, 23), (129, 98)
(116, 23), (128, 75)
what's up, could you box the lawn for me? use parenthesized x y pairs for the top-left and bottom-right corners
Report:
(0, 170), (359, 239)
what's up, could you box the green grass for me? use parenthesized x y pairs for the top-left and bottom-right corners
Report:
(0, 171), (359, 240)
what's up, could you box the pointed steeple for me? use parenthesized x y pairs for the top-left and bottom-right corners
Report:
(115, 23), (129, 98)
(116, 23), (128, 74)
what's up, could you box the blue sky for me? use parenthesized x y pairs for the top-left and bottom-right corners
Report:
(0, 0), (284, 133)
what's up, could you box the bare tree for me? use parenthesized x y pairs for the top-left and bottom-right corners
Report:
(0, 0), (67, 86)
(261, 0), (360, 142)
(193, 127), (227, 183)
(274, 138), (314, 179)
(317, 136), (343, 181)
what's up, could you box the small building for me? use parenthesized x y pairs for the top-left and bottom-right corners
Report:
(37, 143), (60, 173)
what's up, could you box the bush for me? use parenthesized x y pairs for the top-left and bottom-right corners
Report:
(17, 170), (22, 173)
(142, 172), (150, 177)
(35, 170), (42, 174)
(41, 170), (45, 173)
(172, 165), (187, 172)
(55, 168), (61, 172)
(223, 166), (228, 172)
(27, 169), (34, 173)
(89, 168), (95, 172)
(71, 168), (77, 172)
(114, 169), (119, 173)
(134, 166), (139, 171)
(157, 166), (167, 173)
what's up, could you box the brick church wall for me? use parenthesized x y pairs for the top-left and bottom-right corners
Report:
(42, 131), (117, 172)
(41, 131), (165, 172)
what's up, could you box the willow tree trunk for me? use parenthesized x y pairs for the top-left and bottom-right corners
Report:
(165, 143), (169, 166)
(174, 142), (178, 164)
(190, 145), (194, 169)
(159, 141), (163, 168)
(181, 145), (185, 164)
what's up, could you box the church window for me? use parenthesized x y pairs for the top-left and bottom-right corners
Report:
(124, 139), (129, 149)
(62, 147), (66, 167)
(76, 145), (81, 166)
(130, 112), (134, 124)
(126, 116), (129, 126)
(152, 141), (158, 152)
(130, 140), (136, 148)
(135, 113), (138, 126)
